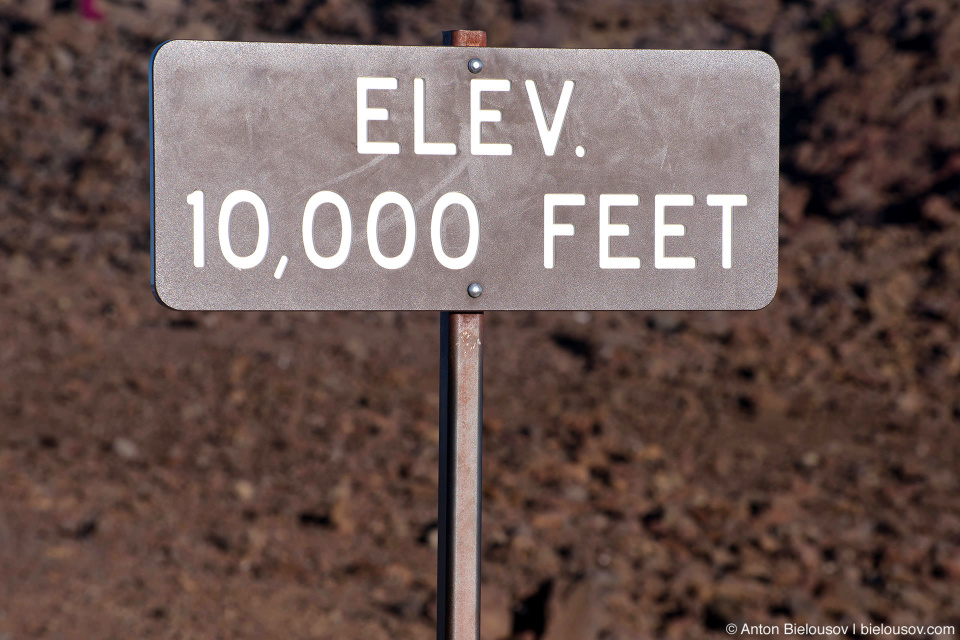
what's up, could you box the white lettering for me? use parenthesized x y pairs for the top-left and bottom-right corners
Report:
(367, 191), (415, 269)
(431, 192), (479, 269)
(414, 78), (456, 156)
(543, 193), (583, 268)
(599, 194), (640, 269)
(706, 194), (747, 269)
(303, 191), (351, 269)
(357, 77), (400, 155)
(740, 624), (780, 635)
(654, 194), (695, 269)
(785, 623), (850, 636)
(470, 79), (512, 156)
(219, 190), (269, 270)
(524, 80), (574, 156)
(187, 190), (204, 268)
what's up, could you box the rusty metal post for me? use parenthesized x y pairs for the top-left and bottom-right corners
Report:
(437, 31), (486, 640)
(442, 29), (487, 47)
(438, 312), (483, 640)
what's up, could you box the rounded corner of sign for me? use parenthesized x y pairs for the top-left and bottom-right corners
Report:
(749, 50), (781, 83)
(150, 40), (183, 76)
(748, 278), (779, 311)
(151, 280), (183, 311)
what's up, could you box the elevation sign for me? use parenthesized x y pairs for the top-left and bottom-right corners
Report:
(151, 41), (780, 310)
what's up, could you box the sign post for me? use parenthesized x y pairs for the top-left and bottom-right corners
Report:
(437, 32), (485, 640)
(438, 308), (483, 640)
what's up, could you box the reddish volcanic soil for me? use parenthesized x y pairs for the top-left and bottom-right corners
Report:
(2, 1), (960, 638)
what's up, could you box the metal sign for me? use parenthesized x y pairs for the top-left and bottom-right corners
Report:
(151, 41), (779, 310)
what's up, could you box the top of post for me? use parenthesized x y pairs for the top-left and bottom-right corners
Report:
(443, 30), (487, 47)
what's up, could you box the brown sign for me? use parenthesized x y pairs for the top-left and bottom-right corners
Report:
(151, 41), (780, 310)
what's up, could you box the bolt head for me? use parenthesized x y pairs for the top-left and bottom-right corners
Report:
(467, 282), (483, 298)
(467, 58), (483, 74)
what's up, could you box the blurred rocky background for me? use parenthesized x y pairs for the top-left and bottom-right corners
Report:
(1, 0), (959, 638)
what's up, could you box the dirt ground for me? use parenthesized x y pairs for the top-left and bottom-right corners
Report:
(2, 0), (960, 638)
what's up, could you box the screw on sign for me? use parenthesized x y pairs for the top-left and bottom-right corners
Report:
(150, 30), (779, 640)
